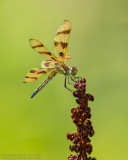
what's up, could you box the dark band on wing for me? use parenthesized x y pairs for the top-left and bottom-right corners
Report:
(57, 29), (71, 35)
(32, 44), (44, 48)
(44, 62), (51, 67)
(37, 71), (47, 74)
(60, 42), (68, 49)
(54, 41), (58, 46)
(30, 70), (36, 73)
(38, 51), (52, 56)
(25, 76), (37, 80)
(51, 57), (57, 61)
(54, 41), (68, 49)
(58, 52), (64, 57)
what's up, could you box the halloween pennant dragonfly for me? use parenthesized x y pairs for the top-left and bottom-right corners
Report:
(23, 20), (78, 98)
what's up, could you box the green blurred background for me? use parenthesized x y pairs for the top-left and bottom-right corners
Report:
(0, 0), (128, 159)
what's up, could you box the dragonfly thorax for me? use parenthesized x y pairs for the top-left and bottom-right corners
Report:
(70, 66), (78, 76)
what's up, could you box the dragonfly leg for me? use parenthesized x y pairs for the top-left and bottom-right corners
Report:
(67, 75), (74, 84)
(64, 76), (73, 92)
(64, 76), (82, 93)
(69, 75), (76, 82)
(74, 76), (81, 81)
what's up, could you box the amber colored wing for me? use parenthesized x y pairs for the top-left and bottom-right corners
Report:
(29, 39), (57, 61)
(54, 20), (72, 63)
(41, 60), (59, 68)
(23, 68), (52, 83)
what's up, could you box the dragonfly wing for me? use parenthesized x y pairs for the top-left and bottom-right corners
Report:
(41, 60), (59, 68)
(29, 39), (57, 61)
(54, 20), (72, 62)
(31, 71), (57, 98)
(23, 68), (52, 83)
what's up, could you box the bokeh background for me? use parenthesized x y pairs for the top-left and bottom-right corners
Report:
(0, 0), (128, 159)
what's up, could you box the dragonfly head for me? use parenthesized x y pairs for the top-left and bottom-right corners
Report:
(70, 67), (78, 76)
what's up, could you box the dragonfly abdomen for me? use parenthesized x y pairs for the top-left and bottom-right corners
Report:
(31, 71), (57, 98)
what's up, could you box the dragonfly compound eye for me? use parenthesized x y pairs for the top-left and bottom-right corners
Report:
(71, 67), (78, 75)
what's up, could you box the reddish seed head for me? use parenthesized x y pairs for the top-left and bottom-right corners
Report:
(67, 77), (96, 160)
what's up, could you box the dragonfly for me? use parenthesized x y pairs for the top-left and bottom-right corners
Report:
(23, 20), (78, 98)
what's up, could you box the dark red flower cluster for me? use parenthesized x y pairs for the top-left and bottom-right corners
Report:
(66, 78), (96, 160)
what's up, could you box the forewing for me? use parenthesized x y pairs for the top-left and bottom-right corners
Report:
(54, 20), (72, 62)
(23, 68), (51, 83)
(29, 39), (57, 61)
